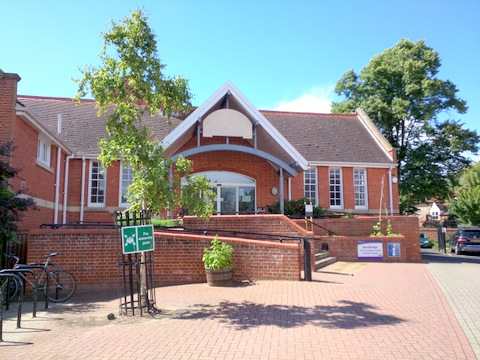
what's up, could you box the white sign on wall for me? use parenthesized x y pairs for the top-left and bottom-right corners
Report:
(357, 240), (383, 260)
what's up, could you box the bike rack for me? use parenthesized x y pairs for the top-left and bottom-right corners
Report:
(15, 264), (51, 310)
(0, 272), (24, 339)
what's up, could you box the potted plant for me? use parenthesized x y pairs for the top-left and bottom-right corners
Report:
(202, 236), (234, 286)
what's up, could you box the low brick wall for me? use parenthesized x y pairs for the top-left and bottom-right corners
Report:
(311, 216), (421, 261)
(184, 214), (310, 238)
(313, 235), (408, 262)
(27, 228), (302, 292)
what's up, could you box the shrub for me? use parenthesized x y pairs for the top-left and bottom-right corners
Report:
(202, 236), (234, 270)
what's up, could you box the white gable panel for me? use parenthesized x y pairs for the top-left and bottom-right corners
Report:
(203, 109), (252, 139)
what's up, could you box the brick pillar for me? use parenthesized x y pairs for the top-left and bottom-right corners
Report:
(0, 69), (21, 144)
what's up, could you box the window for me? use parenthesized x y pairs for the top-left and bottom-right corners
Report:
(120, 163), (134, 206)
(88, 161), (106, 206)
(329, 168), (343, 208)
(182, 171), (256, 215)
(354, 169), (368, 209)
(37, 136), (51, 167)
(304, 167), (317, 206)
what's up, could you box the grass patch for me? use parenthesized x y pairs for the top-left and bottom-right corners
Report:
(151, 218), (182, 228)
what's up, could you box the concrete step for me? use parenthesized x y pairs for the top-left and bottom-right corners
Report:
(315, 252), (337, 271)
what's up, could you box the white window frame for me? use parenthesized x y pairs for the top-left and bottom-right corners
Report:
(354, 168), (368, 210)
(37, 136), (51, 167)
(304, 167), (318, 206)
(329, 168), (343, 209)
(88, 161), (106, 207)
(119, 162), (134, 207)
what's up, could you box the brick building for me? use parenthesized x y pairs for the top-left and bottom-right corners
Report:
(1, 69), (399, 232)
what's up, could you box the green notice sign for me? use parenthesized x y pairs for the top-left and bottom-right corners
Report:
(121, 224), (155, 254)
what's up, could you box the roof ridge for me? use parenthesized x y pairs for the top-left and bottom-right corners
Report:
(18, 95), (95, 103)
(260, 109), (356, 117)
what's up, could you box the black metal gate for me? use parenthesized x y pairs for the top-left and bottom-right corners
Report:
(114, 210), (157, 316)
(1, 233), (28, 270)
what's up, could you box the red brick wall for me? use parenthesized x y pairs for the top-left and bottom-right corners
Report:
(311, 216), (421, 261)
(314, 235), (407, 262)
(184, 214), (310, 238)
(28, 228), (302, 291)
(0, 72), (19, 144)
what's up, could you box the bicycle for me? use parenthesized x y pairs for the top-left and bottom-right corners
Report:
(4, 252), (77, 303)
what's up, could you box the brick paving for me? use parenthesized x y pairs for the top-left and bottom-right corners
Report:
(1, 260), (477, 359)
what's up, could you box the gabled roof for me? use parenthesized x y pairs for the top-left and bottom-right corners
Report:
(16, 84), (396, 169)
(264, 109), (396, 166)
(17, 96), (182, 156)
(161, 81), (309, 173)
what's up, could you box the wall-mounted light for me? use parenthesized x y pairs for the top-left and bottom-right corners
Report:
(271, 187), (278, 195)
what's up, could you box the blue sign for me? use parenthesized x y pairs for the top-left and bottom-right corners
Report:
(387, 243), (400, 257)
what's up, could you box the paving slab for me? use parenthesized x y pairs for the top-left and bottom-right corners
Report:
(0, 261), (476, 359)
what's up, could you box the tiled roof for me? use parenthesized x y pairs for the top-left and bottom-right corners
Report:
(262, 110), (394, 164)
(17, 96), (182, 156)
(17, 96), (394, 165)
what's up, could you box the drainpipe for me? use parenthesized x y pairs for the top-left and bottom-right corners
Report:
(54, 146), (62, 224)
(388, 166), (394, 215)
(80, 156), (86, 223)
(288, 177), (291, 201)
(167, 164), (173, 218)
(54, 114), (62, 224)
(62, 154), (75, 223)
(279, 168), (284, 214)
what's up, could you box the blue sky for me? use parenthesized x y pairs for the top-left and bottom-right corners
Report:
(1, 0), (479, 148)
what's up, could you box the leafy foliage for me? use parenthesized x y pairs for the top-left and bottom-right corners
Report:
(332, 39), (479, 208)
(75, 9), (214, 217)
(202, 236), (234, 270)
(268, 198), (325, 218)
(450, 163), (480, 226)
(0, 142), (36, 255)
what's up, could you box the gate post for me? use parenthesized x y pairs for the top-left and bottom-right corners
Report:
(303, 238), (312, 281)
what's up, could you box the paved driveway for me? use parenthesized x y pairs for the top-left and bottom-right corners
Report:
(0, 255), (477, 359)
(423, 248), (480, 359)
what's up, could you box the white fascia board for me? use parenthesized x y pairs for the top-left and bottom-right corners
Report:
(161, 82), (234, 148)
(222, 81), (309, 171)
(308, 161), (398, 169)
(16, 106), (73, 154)
(355, 108), (394, 161)
(160, 81), (309, 171)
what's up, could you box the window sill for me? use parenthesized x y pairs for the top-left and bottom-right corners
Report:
(36, 160), (53, 173)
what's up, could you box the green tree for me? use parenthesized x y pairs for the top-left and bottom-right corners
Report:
(75, 9), (214, 217)
(0, 142), (36, 266)
(332, 39), (479, 210)
(450, 162), (480, 226)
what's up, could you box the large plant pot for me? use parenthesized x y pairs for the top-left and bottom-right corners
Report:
(205, 268), (233, 287)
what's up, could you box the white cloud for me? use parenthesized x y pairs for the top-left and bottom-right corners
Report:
(273, 85), (335, 113)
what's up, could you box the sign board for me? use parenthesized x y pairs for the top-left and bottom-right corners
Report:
(305, 204), (313, 217)
(121, 224), (155, 254)
(357, 240), (383, 260)
(387, 243), (400, 257)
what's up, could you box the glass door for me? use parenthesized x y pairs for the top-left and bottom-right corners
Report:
(220, 187), (237, 214)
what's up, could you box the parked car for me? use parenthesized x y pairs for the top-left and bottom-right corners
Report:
(420, 233), (433, 248)
(449, 228), (480, 255)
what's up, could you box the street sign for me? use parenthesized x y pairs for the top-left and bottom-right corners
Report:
(121, 224), (155, 254)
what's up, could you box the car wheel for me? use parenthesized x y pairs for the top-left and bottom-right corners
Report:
(456, 244), (462, 255)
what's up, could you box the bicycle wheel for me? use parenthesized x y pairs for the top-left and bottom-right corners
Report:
(44, 270), (77, 303)
(0, 276), (20, 305)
